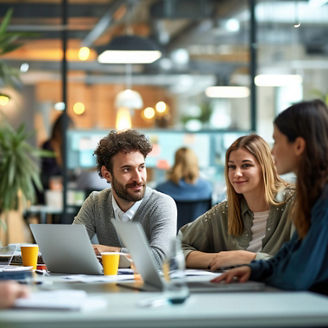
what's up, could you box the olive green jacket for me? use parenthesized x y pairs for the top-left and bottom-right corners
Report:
(180, 187), (295, 261)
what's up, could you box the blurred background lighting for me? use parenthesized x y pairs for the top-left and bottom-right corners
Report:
(255, 74), (303, 86)
(19, 62), (29, 72)
(115, 89), (143, 109)
(116, 107), (132, 130)
(78, 47), (91, 61)
(225, 18), (240, 32)
(54, 102), (65, 111)
(205, 86), (250, 98)
(97, 35), (162, 64)
(155, 101), (168, 115)
(0, 94), (10, 106)
(143, 106), (155, 120)
(73, 102), (86, 115)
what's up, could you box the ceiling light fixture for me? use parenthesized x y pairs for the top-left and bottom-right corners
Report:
(309, 0), (328, 7)
(255, 74), (303, 87)
(116, 107), (132, 130)
(114, 63), (143, 130)
(115, 89), (143, 109)
(97, 35), (162, 64)
(205, 86), (250, 98)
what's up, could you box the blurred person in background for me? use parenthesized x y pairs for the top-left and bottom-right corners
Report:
(37, 113), (73, 204)
(156, 147), (212, 202)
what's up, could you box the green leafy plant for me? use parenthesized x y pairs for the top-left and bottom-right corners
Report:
(0, 8), (35, 95)
(0, 10), (51, 239)
(311, 89), (328, 105)
(0, 120), (51, 213)
(181, 101), (213, 126)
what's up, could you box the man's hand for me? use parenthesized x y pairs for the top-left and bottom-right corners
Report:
(210, 266), (251, 284)
(208, 250), (256, 271)
(0, 281), (29, 309)
(92, 244), (121, 255)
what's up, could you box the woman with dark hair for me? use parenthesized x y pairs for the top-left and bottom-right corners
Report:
(180, 134), (295, 270)
(38, 113), (73, 203)
(212, 99), (328, 292)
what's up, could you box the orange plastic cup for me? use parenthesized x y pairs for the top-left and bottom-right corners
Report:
(21, 244), (39, 270)
(101, 252), (120, 275)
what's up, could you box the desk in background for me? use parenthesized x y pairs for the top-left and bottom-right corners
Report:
(24, 205), (80, 224)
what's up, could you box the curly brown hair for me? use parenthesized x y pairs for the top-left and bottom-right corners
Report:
(94, 129), (152, 176)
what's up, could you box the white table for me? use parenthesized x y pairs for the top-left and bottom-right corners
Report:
(0, 277), (328, 328)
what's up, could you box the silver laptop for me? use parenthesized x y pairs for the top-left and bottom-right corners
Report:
(30, 224), (103, 275)
(111, 220), (265, 293)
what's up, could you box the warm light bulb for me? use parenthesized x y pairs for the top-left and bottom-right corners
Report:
(0, 95), (10, 106)
(78, 47), (90, 61)
(73, 102), (85, 115)
(155, 101), (168, 116)
(143, 107), (155, 120)
(116, 107), (132, 130)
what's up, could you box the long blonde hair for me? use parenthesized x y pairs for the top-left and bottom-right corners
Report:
(225, 134), (288, 236)
(168, 147), (199, 184)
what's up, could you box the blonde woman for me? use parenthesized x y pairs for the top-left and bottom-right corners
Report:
(180, 134), (295, 270)
(156, 147), (212, 201)
(156, 147), (212, 229)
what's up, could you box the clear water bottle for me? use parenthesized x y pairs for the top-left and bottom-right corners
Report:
(163, 236), (190, 304)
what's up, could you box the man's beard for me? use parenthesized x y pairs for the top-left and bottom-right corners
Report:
(111, 175), (146, 202)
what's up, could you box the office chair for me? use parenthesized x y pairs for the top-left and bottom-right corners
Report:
(175, 198), (212, 231)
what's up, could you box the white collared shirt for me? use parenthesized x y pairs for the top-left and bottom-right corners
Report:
(112, 194), (142, 222)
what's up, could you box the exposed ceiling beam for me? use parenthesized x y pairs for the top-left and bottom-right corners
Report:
(81, 0), (127, 47)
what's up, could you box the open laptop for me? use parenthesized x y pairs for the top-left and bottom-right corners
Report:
(30, 224), (131, 274)
(111, 220), (266, 293)
(30, 224), (104, 274)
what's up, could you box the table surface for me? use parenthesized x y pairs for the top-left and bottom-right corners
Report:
(0, 275), (328, 328)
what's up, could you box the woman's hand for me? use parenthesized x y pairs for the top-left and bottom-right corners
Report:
(208, 250), (256, 271)
(211, 266), (251, 284)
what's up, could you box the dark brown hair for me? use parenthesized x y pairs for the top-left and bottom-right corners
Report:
(94, 129), (152, 176)
(274, 99), (328, 238)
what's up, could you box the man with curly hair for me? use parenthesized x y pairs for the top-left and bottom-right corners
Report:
(73, 129), (177, 267)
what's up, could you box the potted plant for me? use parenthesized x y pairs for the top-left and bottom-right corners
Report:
(0, 120), (52, 244)
(0, 9), (51, 245)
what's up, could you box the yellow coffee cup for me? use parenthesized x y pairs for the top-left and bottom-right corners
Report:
(101, 252), (120, 276)
(21, 244), (39, 270)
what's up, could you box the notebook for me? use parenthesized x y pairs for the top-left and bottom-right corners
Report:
(111, 220), (266, 293)
(0, 245), (33, 280)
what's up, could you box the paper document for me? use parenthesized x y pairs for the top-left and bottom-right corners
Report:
(60, 273), (136, 283)
(14, 290), (107, 311)
(185, 269), (217, 276)
(184, 269), (221, 283)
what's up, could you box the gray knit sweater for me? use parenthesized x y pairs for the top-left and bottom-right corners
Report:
(73, 186), (177, 266)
